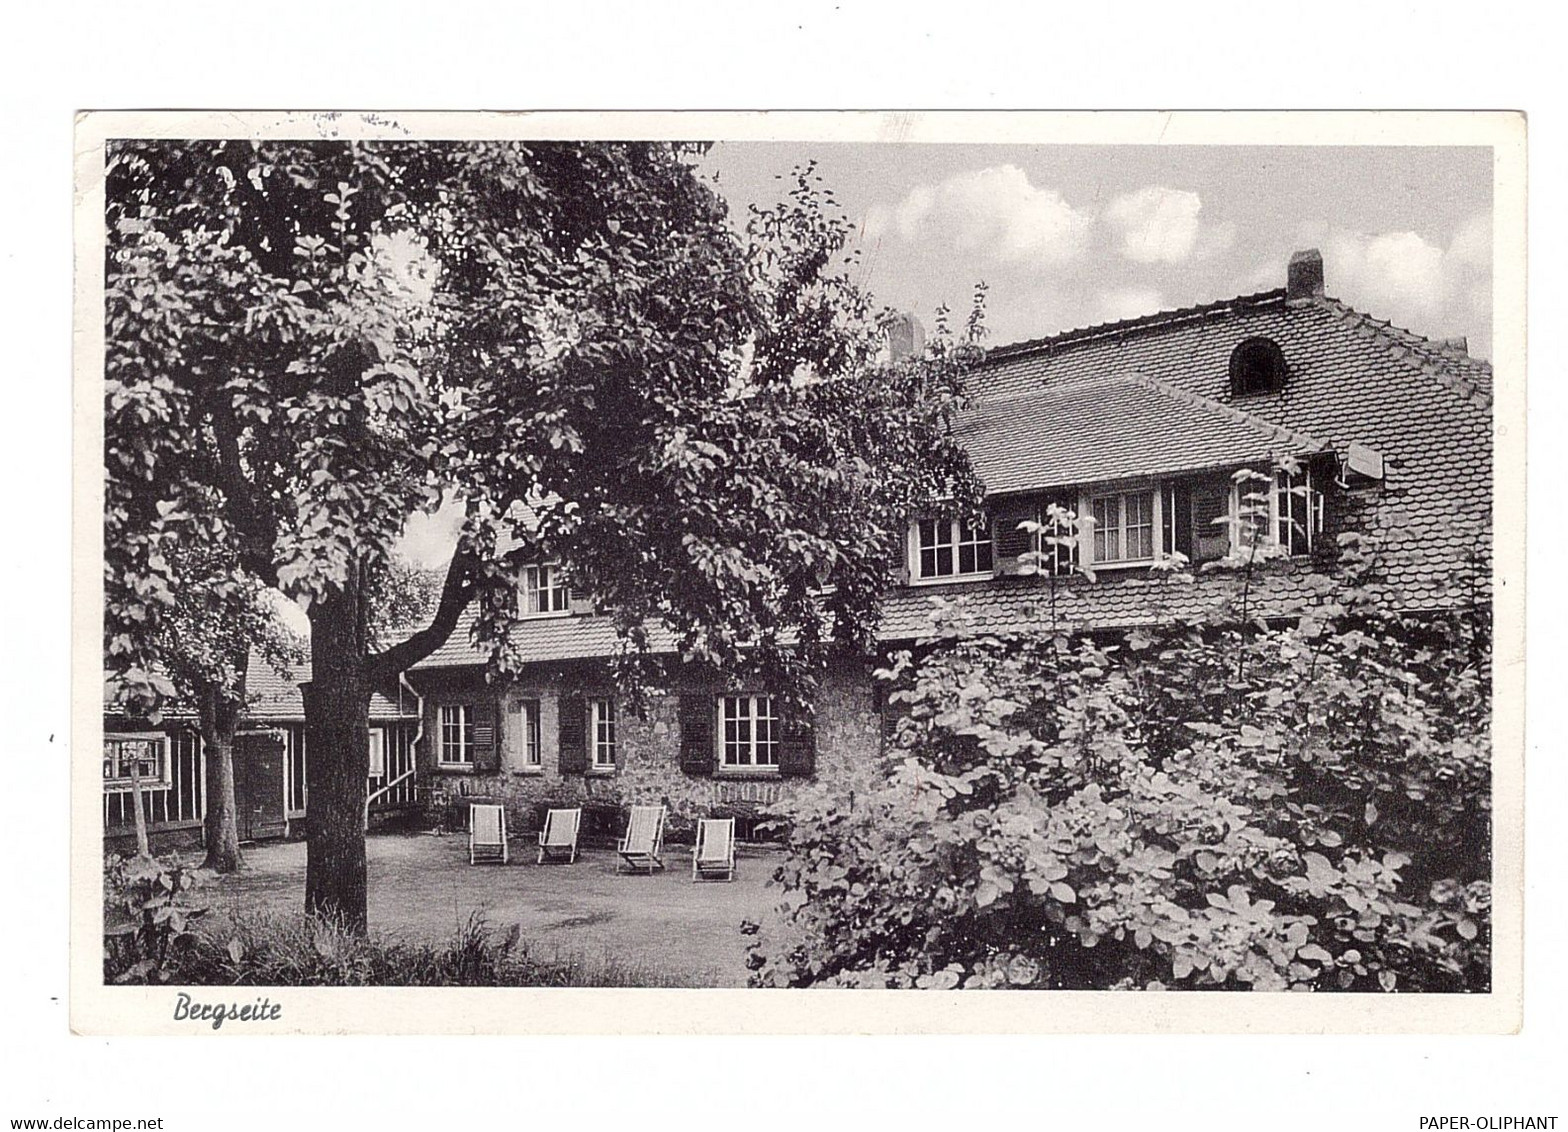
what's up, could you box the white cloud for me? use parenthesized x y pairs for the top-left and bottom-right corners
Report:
(1105, 186), (1205, 264)
(862, 165), (1092, 264)
(1323, 211), (1491, 353)
(1094, 287), (1166, 324)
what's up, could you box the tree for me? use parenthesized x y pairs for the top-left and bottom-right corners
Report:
(157, 545), (301, 873)
(106, 144), (978, 931)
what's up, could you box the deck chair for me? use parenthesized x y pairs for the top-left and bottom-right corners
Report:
(617, 805), (666, 874)
(536, 807), (582, 864)
(469, 803), (508, 865)
(692, 818), (736, 882)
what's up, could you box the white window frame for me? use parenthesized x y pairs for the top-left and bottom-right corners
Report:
(909, 515), (994, 584)
(520, 563), (571, 618)
(367, 727), (386, 779)
(589, 697), (617, 772)
(103, 732), (170, 792)
(439, 704), (474, 767)
(517, 699), (542, 771)
(1227, 466), (1323, 557)
(719, 693), (781, 773)
(1080, 485), (1161, 569)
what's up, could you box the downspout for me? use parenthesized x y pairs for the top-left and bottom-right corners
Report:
(399, 667), (426, 777)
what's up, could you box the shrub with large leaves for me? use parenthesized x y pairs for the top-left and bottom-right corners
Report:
(748, 532), (1490, 991)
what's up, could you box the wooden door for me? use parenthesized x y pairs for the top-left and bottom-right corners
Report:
(235, 730), (288, 842)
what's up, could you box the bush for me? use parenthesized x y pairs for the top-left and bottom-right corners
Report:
(748, 529), (1491, 991)
(103, 852), (209, 984)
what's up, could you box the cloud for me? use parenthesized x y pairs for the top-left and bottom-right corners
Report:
(1322, 211), (1491, 353)
(863, 165), (1092, 264)
(1104, 186), (1206, 264)
(1094, 287), (1166, 324)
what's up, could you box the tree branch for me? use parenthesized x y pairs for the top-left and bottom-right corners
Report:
(366, 549), (479, 682)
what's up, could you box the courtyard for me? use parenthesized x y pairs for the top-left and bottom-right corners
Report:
(197, 832), (784, 987)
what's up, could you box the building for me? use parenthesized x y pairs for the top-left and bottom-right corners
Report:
(399, 249), (1492, 838)
(103, 249), (1493, 849)
(102, 657), (420, 853)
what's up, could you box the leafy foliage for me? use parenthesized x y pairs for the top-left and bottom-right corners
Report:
(748, 517), (1491, 991)
(103, 853), (209, 984)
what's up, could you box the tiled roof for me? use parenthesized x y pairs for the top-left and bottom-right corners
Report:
(413, 608), (678, 670)
(410, 282), (1493, 665)
(957, 372), (1325, 495)
(104, 655), (418, 721)
(875, 563), (1329, 640)
(961, 289), (1492, 613)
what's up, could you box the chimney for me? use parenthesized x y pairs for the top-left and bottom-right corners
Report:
(885, 311), (926, 362)
(1437, 336), (1469, 356)
(1286, 248), (1324, 305)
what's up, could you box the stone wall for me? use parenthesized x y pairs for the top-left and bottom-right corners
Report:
(411, 657), (882, 843)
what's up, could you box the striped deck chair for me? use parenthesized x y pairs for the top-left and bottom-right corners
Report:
(692, 818), (736, 882)
(469, 803), (509, 865)
(536, 807), (582, 864)
(616, 805), (666, 874)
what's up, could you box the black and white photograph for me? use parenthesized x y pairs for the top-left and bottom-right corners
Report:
(77, 112), (1522, 1031)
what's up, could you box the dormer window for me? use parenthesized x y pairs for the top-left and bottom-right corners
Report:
(912, 516), (993, 582)
(1229, 337), (1288, 396)
(1088, 488), (1156, 566)
(520, 563), (570, 617)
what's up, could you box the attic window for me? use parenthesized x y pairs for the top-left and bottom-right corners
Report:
(1228, 337), (1288, 396)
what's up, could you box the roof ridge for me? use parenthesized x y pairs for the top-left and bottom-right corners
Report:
(1124, 372), (1328, 454)
(1314, 296), (1493, 411)
(983, 288), (1287, 361)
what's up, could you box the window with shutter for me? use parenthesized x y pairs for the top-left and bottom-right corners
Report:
(558, 694), (587, 775)
(678, 694), (717, 776)
(778, 712), (816, 778)
(1189, 475), (1233, 563)
(472, 701), (500, 774)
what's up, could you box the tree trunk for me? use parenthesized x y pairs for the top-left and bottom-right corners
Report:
(303, 562), (373, 933)
(198, 678), (245, 874)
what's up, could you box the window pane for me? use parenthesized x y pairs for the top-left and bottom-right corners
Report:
(935, 544), (953, 576)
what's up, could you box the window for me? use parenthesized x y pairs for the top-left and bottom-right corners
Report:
(521, 564), (570, 616)
(590, 697), (617, 770)
(439, 704), (473, 767)
(1229, 337), (1289, 396)
(1273, 467), (1324, 556)
(1031, 500), (1077, 576)
(1226, 467), (1323, 557)
(518, 699), (542, 769)
(1088, 489), (1156, 565)
(721, 694), (779, 770)
(914, 515), (993, 580)
(367, 728), (386, 778)
(103, 733), (169, 791)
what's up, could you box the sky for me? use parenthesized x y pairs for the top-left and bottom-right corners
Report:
(374, 141), (1493, 592)
(700, 143), (1493, 359)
